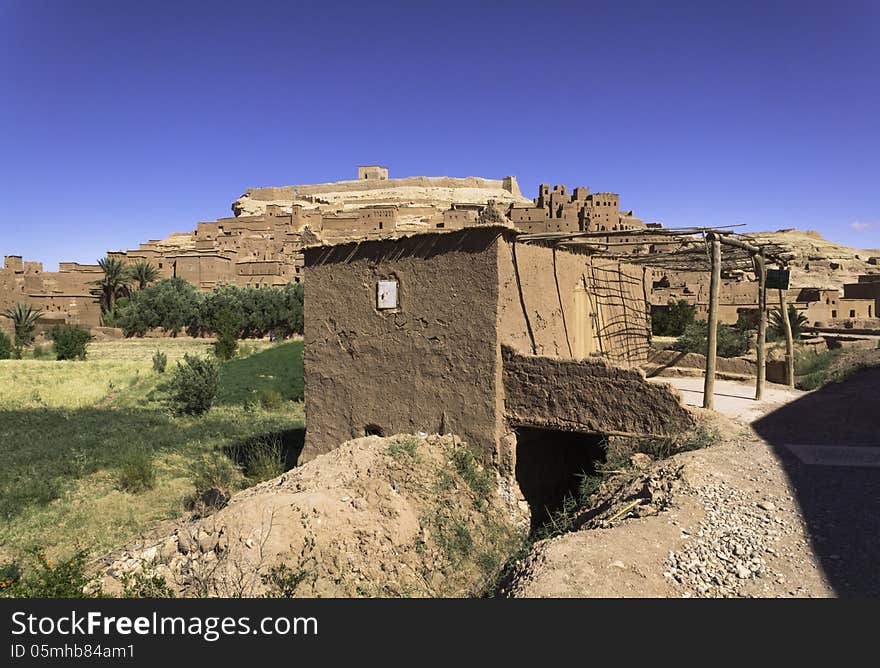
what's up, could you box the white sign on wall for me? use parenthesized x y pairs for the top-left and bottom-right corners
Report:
(377, 279), (398, 309)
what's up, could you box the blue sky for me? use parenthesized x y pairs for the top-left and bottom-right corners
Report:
(1, 0), (878, 269)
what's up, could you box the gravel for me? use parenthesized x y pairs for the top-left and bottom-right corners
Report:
(664, 480), (793, 598)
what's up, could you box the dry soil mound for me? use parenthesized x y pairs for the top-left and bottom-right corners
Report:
(100, 434), (527, 597)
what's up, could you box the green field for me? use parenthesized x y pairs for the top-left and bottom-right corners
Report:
(0, 339), (304, 564)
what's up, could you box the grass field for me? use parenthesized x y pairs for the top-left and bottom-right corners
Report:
(0, 338), (304, 565)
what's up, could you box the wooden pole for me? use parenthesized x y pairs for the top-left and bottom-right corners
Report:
(778, 287), (795, 388)
(754, 252), (767, 400)
(703, 233), (721, 409)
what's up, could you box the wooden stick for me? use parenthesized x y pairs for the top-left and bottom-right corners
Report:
(754, 253), (767, 400)
(778, 287), (795, 388)
(703, 234), (722, 409)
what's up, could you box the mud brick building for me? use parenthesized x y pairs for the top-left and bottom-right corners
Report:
(301, 226), (692, 512)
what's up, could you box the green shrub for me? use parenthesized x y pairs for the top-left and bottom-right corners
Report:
(258, 388), (283, 411)
(31, 343), (52, 359)
(652, 300), (696, 337)
(117, 449), (156, 493)
(674, 321), (750, 358)
(152, 349), (167, 373)
(0, 330), (11, 359)
(167, 354), (220, 416)
(227, 435), (285, 482)
(451, 446), (493, 498)
(262, 562), (313, 598)
(121, 570), (175, 598)
(213, 334), (238, 361)
(191, 453), (238, 497)
(0, 550), (99, 598)
(388, 435), (420, 459)
(49, 324), (92, 360)
(794, 349), (848, 390)
(212, 307), (240, 361)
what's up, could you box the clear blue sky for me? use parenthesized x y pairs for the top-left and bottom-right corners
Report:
(1, 0), (878, 269)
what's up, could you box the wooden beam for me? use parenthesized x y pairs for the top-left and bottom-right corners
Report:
(703, 233), (722, 409)
(718, 236), (761, 255)
(778, 287), (795, 388)
(754, 252), (767, 400)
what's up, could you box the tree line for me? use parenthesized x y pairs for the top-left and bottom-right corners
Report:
(112, 277), (304, 339)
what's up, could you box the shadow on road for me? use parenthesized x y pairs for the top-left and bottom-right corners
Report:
(753, 367), (880, 597)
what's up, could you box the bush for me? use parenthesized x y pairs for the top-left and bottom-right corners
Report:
(258, 388), (283, 411)
(166, 354), (220, 416)
(117, 449), (156, 493)
(121, 570), (175, 598)
(31, 344), (49, 359)
(0, 550), (99, 598)
(212, 307), (239, 361)
(189, 453), (238, 511)
(652, 300), (696, 337)
(192, 454), (237, 492)
(152, 349), (167, 373)
(674, 321), (751, 358)
(0, 330), (11, 360)
(239, 435), (285, 482)
(49, 324), (92, 360)
(451, 446), (493, 498)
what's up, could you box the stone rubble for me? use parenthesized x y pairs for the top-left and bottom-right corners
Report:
(664, 480), (793, 598)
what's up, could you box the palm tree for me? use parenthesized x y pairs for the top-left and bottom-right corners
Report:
(92, 256), (131, 316)
(128, 261), (160, 291)
(1, 302), (44, 348)
(768, 305), (809, 341)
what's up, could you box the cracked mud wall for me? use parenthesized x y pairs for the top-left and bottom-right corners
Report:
(497, 237), (651, 367)
(502, 346), (693, 436)
(301, 229), (505, 463)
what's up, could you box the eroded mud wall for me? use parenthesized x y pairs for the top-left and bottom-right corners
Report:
(301, 229), (505, 463)
(501, 346), (693, 436)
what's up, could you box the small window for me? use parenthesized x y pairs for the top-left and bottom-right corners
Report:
(850, 309), (856, 318)
(377, 279), (398, 309)
(831, 310), (837, 318)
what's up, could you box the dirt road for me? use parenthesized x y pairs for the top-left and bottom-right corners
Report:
(509, 371), (880, 598)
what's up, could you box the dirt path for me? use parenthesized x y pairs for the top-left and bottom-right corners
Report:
(509, 371), (880, 598)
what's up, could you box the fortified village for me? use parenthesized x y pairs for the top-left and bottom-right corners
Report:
(5, 165), (880, 599)
(2, 165), (879, 337)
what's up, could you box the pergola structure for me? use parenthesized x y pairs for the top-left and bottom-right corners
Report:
(517, 226), (794, 409)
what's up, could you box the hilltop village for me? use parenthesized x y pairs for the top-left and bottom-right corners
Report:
(2, 165), (879, 333)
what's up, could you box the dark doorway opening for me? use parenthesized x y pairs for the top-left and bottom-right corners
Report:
(514, 426), (605, 531)
(364, 423), (385, 437)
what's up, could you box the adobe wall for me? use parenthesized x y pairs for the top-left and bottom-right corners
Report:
(644, 349), (758, 378)
(501, 347), (693, 436)
(300, 228), (505, 464)
(244, 175), (514, 201)
(496, 237), (651, 366)
(843, 281), (880, 313)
